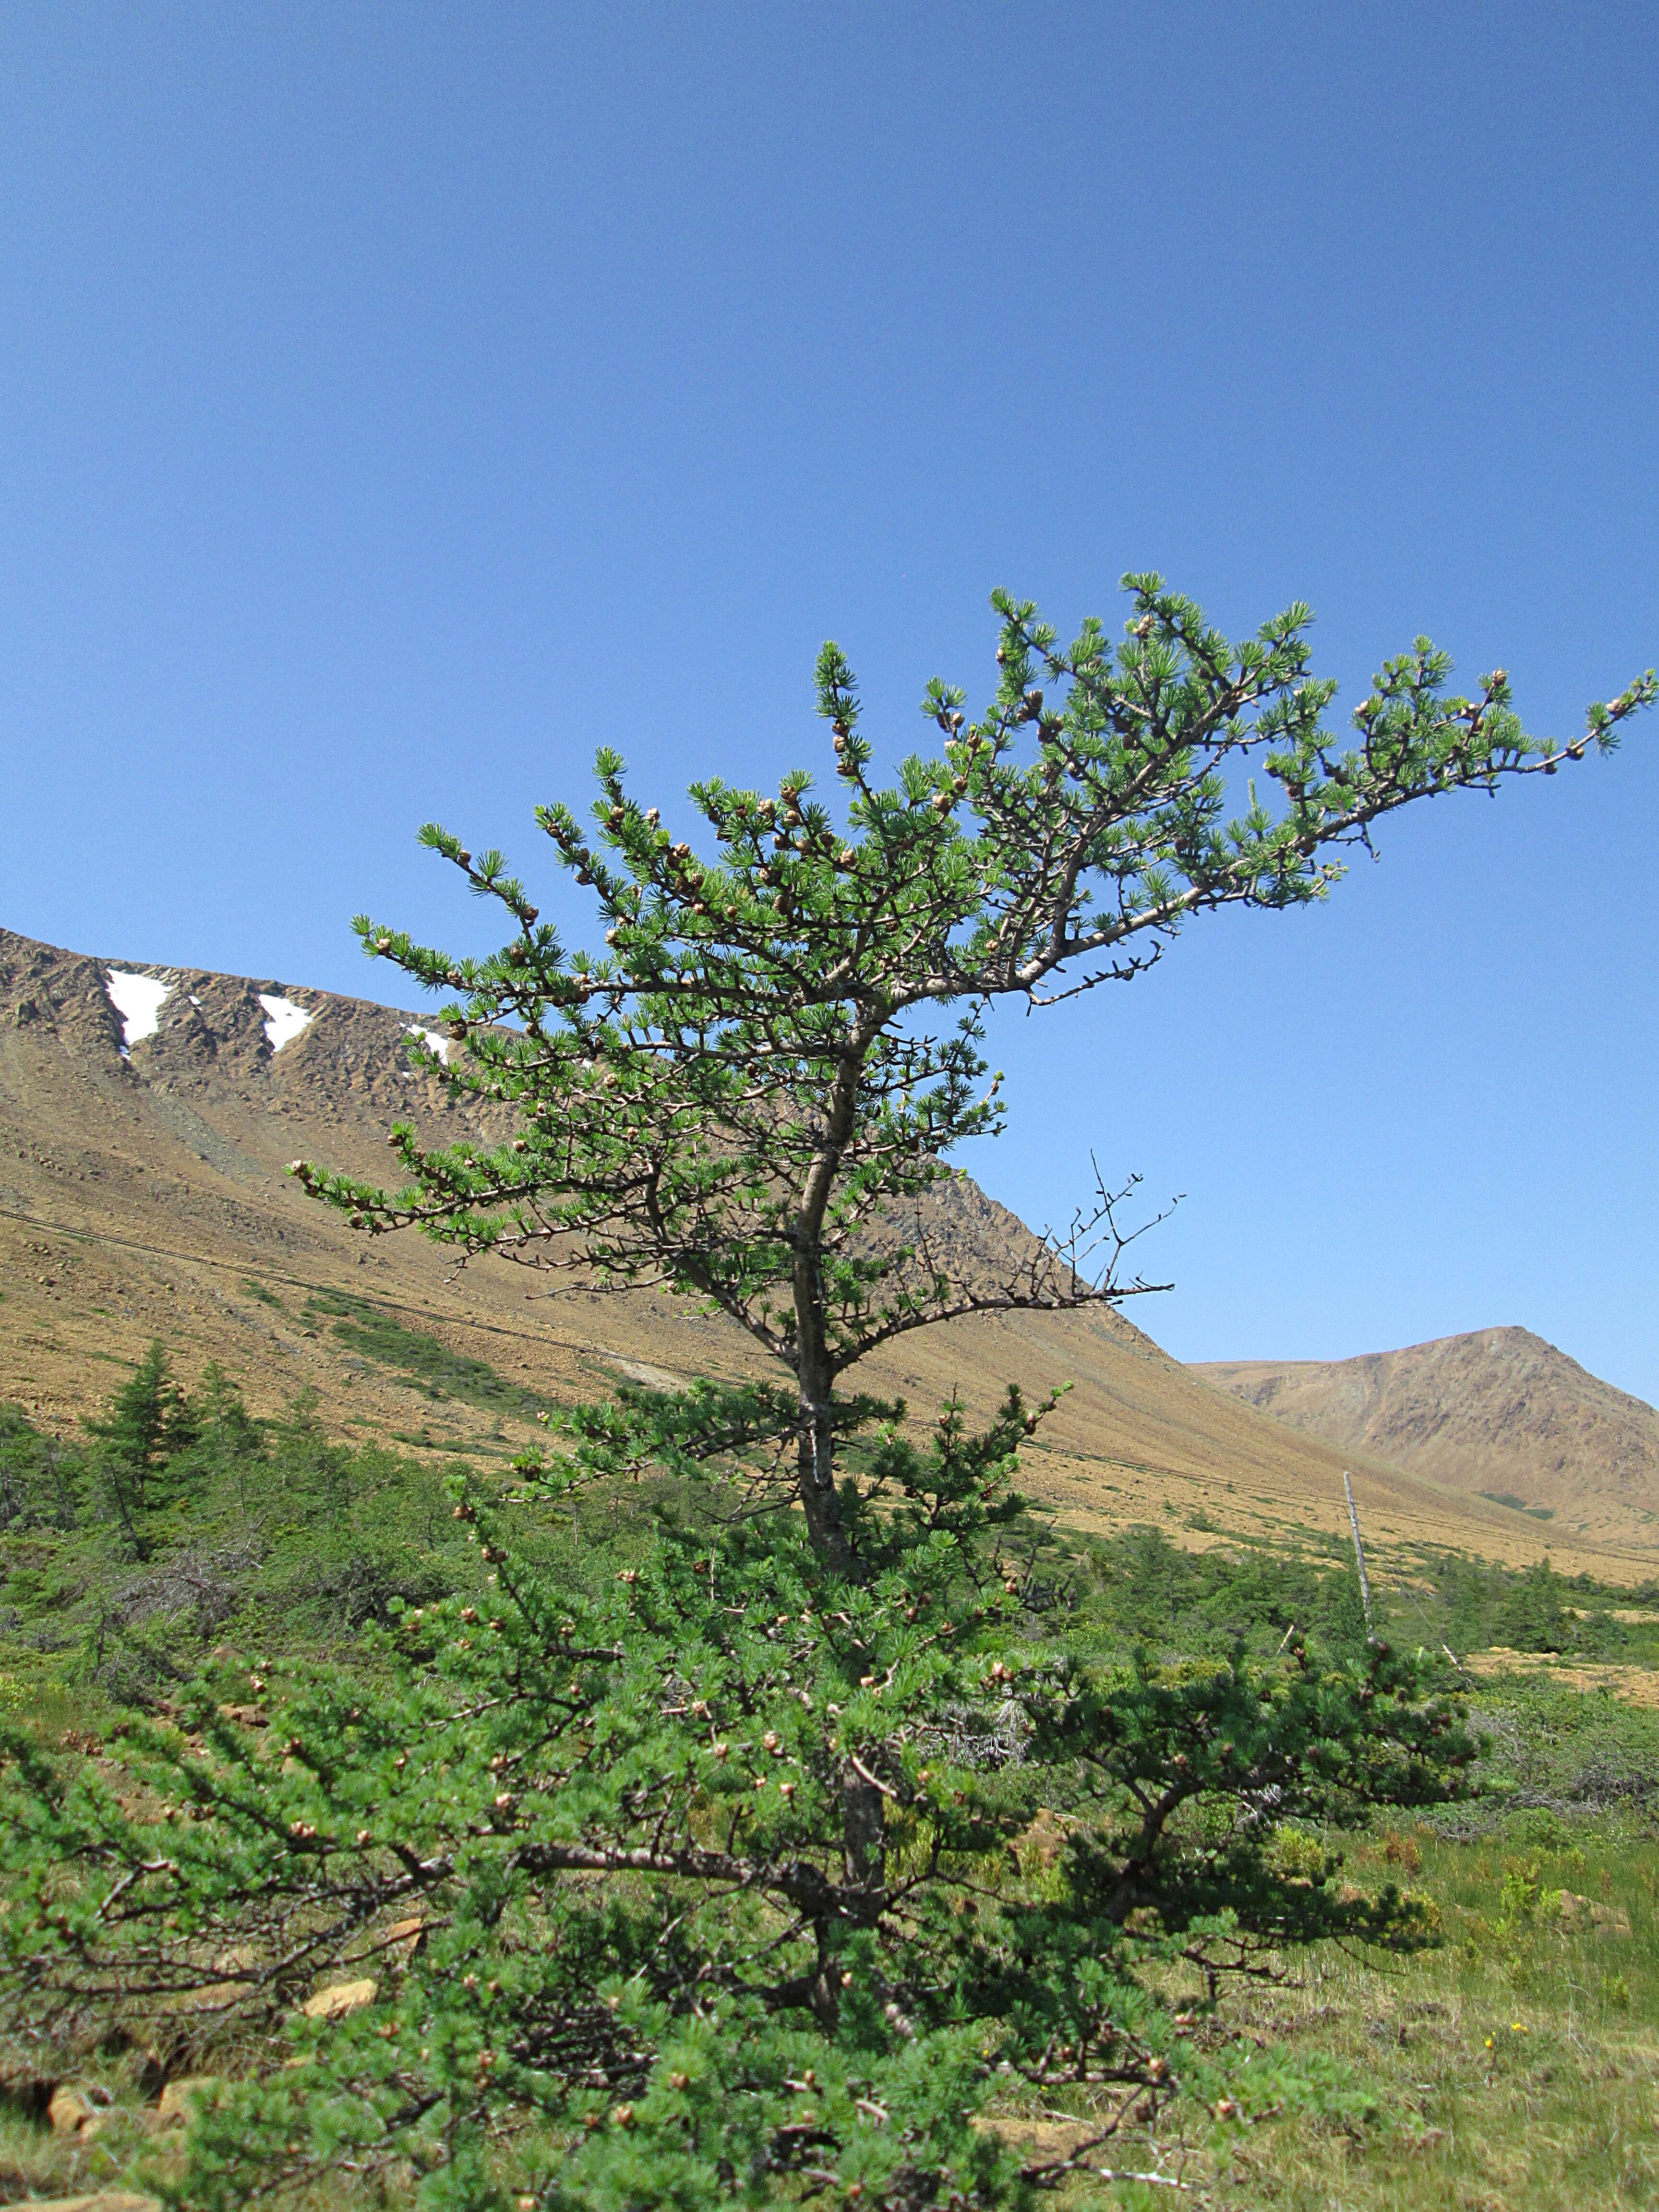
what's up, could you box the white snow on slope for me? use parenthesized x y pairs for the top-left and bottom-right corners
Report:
(258, 993), (314, 1052)
(406, 1025), (452, 1065)
(106, 969), (171, 1050)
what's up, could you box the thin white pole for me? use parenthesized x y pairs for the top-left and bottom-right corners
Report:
(1343, 1471), (1374, 1641)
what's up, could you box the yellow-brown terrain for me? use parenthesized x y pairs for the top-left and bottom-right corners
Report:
(4, 926), (1653, 1581)
(1199, 1333), (1659, 1548)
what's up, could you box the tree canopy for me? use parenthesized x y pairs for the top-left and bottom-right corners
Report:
(296, 575), (1652, 1568)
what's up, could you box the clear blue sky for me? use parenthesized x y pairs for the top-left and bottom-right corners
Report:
(3, 5), (1655, 1401)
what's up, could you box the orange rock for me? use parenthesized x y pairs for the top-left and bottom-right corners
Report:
(1558, 1892), (1632, 1936)
(301, 1975), (377, 2020)
(47, 2083), (95, 2132)
(21, 2194), (160, 2212)
(156, 2074), (220, 2124)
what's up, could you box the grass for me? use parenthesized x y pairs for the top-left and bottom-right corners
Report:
(303, 1287), (556, 1423)
(1226, 1826), (1659, 2209)
(1481, 1490), (1557, 1523)
(958, 1804), (1659, 2209)
(0, 2086), (177, 2205)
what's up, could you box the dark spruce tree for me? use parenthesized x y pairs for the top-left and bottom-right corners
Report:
(83, 1337), (198, 1555)
(1, 580), (1649, 2209)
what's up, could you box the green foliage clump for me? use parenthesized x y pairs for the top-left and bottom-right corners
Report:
(1063, 1525), (1377, 1665)
(1493, 1559), (1573, 1653)
(0, 1406), (82, 1537)
(0, 1363), (480, 1714)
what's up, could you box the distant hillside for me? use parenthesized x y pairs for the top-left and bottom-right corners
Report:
(4, 924), (1652, 1574)
(1197, 1330), (1659, 1535)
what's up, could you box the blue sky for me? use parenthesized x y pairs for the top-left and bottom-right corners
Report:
(3, 4), (1655, 1400)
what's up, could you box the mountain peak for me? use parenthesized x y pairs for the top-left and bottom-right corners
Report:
(1196, 1328), (1659, 1522)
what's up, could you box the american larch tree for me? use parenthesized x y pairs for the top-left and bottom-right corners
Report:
(300, 573), (1651, 1573)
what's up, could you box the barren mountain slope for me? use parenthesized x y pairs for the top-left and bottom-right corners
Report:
(1197, 1331), (1659, 1535)
(4, 926), (1648, 1575)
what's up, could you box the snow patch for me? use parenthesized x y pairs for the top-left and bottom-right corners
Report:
(258, 993), (314, 1052)
(406, 1025), (452, 1065)
(106, 969), (171, 1050)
